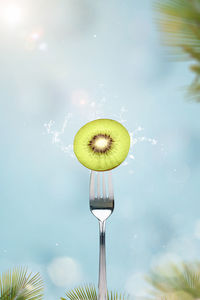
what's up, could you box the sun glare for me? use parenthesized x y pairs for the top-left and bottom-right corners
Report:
(3, 4), (22, 25)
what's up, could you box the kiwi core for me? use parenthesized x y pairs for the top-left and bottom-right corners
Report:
(88, 134), (113, 153)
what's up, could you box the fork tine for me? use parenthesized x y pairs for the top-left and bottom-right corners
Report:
(108, 171), (114, 200)
(97, 172), (101, 198)
(102, 172), (106, 199)
(90, 171), (95, 200)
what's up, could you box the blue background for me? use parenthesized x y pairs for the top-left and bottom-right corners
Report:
(0, 0), (200, 299)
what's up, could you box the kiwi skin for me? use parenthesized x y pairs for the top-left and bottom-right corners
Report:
(73, 119), (130, 171)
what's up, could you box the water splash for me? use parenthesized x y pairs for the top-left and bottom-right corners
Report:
(112, 106), (128, 124)
(44, 101), (159, 168)
(44, 113), (75, 158)
(120, 125), (159, 172)
(130, 126), (157, 147)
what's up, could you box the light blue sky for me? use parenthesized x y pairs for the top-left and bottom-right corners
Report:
(0, 0), (200, 299)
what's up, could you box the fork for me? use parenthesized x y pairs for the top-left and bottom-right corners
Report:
(89, 171), (114, 300)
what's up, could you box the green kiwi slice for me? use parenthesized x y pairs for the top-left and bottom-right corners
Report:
(73, 119), (130, 171)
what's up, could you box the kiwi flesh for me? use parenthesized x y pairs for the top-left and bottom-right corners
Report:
(73, 119), (130, 171)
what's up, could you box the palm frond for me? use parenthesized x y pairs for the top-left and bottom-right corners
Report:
(146, 261), (200, 299)
(154, 0), (200, 101)
(61, 285), (128, 300)
(159, 291), (193, 300)
(0, 267), (44, 300)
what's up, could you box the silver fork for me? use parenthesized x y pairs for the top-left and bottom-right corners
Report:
(89, 171), (114, 300)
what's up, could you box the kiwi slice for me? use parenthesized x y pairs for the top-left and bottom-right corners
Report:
(73, 119), (130, 171)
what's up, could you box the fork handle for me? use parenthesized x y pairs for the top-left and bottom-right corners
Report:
(98, 220), (107, 300)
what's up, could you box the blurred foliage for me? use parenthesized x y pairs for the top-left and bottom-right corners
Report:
(61, 285), (128, 300)
(146, 261), (200, 300)
(4, 262), (200, 300)
(0, 267), (43, 300)
(154, 0), (200, 101)
(0, 268), (128, 300)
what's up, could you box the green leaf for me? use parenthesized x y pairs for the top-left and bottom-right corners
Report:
(146, 261), (200, 299)
(0, 267), (44, 300)
(61, 285), (128, 300)
(154, 0), (200, 101)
